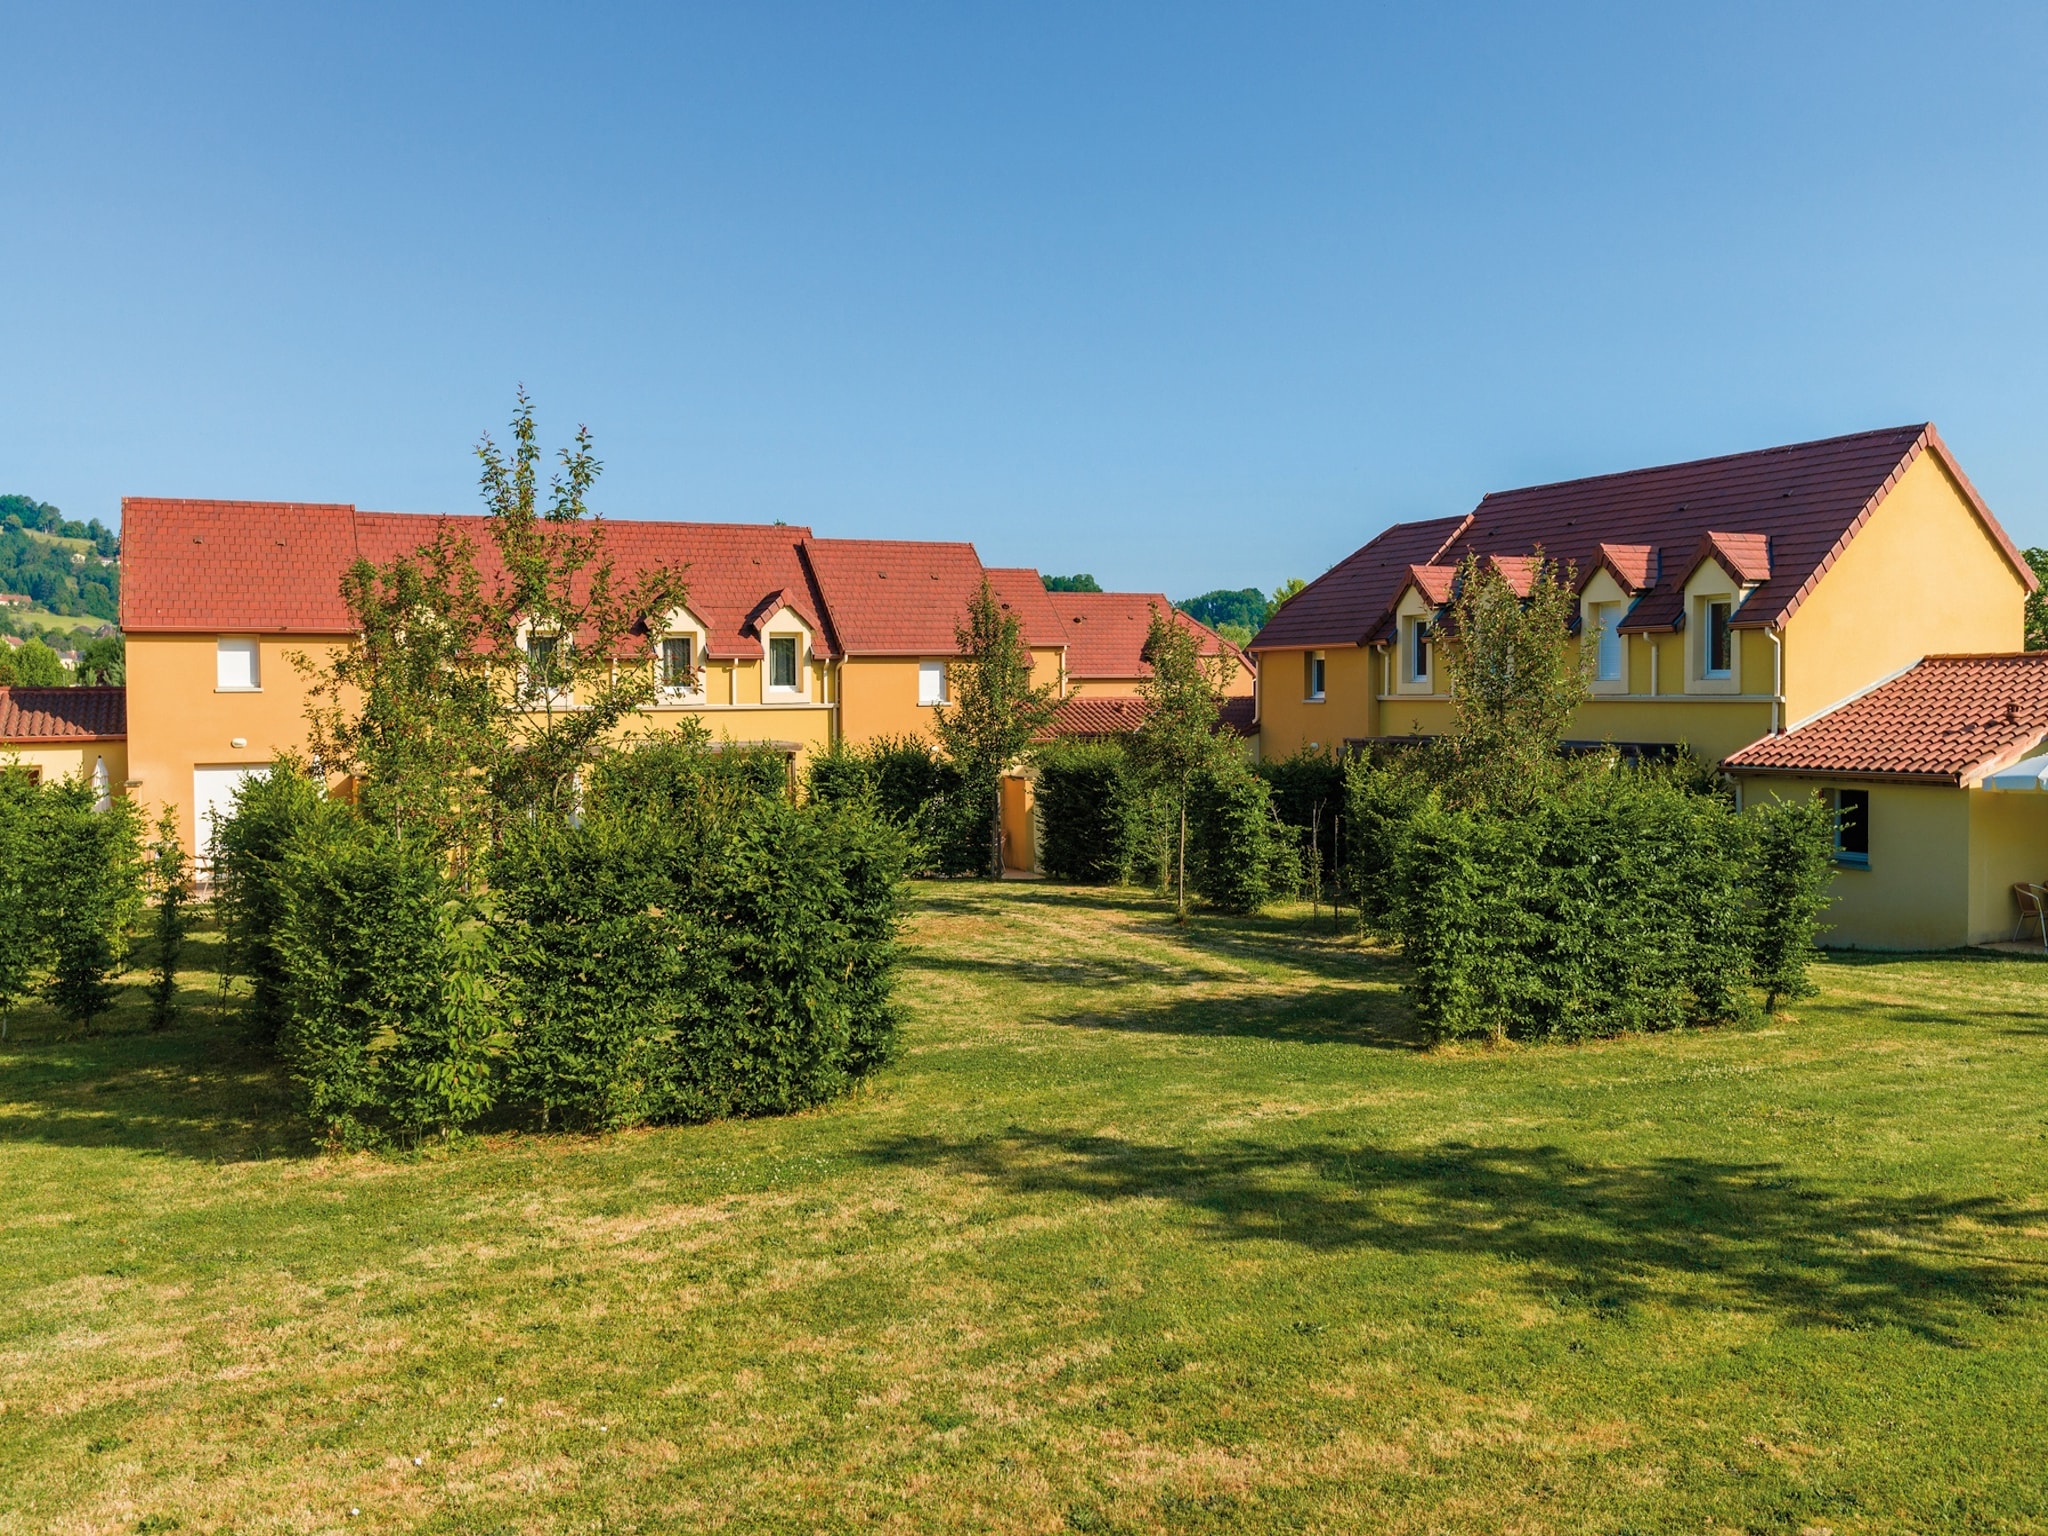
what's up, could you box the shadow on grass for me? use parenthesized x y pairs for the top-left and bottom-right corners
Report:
(0, 980), (302, 1162)
(857, 1128), (2047, 1343)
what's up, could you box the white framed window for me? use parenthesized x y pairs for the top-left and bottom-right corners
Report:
(659, 635), (698, 695)
(1406, 617), (1431, 683)
(523, 633), (572, 706)
(1591, 601), (1623, 682)
(1306, 651), (1326, 701)
(767, 635), (801, 692)
(1701, 599), (1734, 678)
(918, 660), (949, 706)
(216, 637), (260, 691)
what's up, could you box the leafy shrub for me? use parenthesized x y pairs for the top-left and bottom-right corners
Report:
(492, 790), (907, 1130)
(1257, 748), (1345, 891)
(146, 804), (192, 1030)
(804, 735), (982, 877)
(1187, 761), (1300, 915)
(0, 767), (42, 1037)
(1340, 747), (1436, 934)
(593, 727), (790, 813)
(36, 780), (143, 1029)
(213, 757), (325, 1043)
(1035, 740), (1150, 884)
(1746, 793), (1835, 1009)
(274, 806), (495, 1144)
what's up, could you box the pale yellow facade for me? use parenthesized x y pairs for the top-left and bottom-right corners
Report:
(1255, 450), (2029, 767)
(1, 741), (126, 790)
(1734, 774), (2048, 949)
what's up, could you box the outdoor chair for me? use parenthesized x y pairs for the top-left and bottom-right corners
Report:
(2012, 883), (2048, 948)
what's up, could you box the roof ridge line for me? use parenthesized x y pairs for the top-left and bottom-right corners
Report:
(1471, 424), (1930, 504)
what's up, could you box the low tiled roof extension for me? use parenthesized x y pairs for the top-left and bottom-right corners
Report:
(1248, 515), (1470, 652)
(802, 538), (989, 655)
(1044, 592), (1248, 680)
(0, 686), (126, 742)
(1722, 654), (2048, 784)
(1040, 693), (1257, 740)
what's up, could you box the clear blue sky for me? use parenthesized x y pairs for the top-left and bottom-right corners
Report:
(4, 4), (2046, 596)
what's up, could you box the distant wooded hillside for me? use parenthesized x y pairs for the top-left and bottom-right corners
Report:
(0, 495), (120, 623)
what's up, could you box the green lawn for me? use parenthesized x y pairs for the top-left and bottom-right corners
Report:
(3, 886), (2046, 1534)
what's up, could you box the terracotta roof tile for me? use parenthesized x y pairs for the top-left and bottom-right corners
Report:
(0, 686), (126, 742)
(984, 568), (1067, 648)
(1040, 692), (1256, 740)
(1249, 515), (1470, 652)
(1045, 592), (1244, 680)
(1583, 542), (1657, 593)
(801, 538), (988, 655)
(1723, 654), (2048, 783)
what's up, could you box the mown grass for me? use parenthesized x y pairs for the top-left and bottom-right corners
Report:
(2, 888), (2046, 1534)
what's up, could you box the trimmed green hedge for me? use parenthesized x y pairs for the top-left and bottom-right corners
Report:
(1034, 740), (1153, 885)
(1188, 762), (1300, 915)
(806, 735), (984, 876)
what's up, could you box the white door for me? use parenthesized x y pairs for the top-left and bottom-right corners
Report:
(194, 764), (268, 866)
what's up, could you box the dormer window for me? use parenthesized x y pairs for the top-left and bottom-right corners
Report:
(523, 633), (572, 705)
(1590, 601), (1623, 681)
(1703, 599), (1733, 678)
(768, 635), (799, 692)
(660, 635), (696, 693)
(1406, 617), (1431, 683)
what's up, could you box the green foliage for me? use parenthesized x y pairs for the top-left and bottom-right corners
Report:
(933, 579), (1060, 876)
(74, 634), (124, 686)
(590, 724), (790, 813)
(2025, 547), (2048, 652)
(1187, 761), (1299, 915)
(146, 805), (191, 1030)
(1175, 588), (1269, 634)
(213, 757), (326, 1044)
(273, 805), (494, 1145)
(492, 785), (906, 1131)
(1256, 747), (1344, 890)
(807, 735), (988, 877)
(9, 639), (65, 687)
(0, 495), (119, 621)
(1268, 577), (1307, 612)
(1437, 552), (1590, 810)
(37, 782), (143, 1029)
(1129, 605), (1237, 920)
(0, 766), (44, 1036)
(1340, 746), (1437, 934)
(1033, 740), (1153, 885)
(1039, 573), (1102, 592)
(1747, 793), (1836, 1009)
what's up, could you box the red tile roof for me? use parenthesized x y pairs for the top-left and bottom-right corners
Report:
(0, 686), (126, 742)
(1248, 516), (1470, 652)
(1259, 426), (2028, 655)
(1428, 424), (2030, 635)
(802, 538), (989, 655)
(1041, 692), (1257, 740)
(984, 567), (1067, 648)
(122, 499), (836, 660)
(1045, 592), (1246, 680)
(1723, 654), (2048, 783)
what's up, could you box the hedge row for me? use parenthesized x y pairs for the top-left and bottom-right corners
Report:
(0, 769), (143, 1033)
(222, 746), (908, 1145)
(806, 735), (988, 877)
(1347, 754), (1834, 1042)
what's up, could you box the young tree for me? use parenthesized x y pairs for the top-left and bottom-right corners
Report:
(302, 389), (682, 874)
(1268, 577), (1307, 613)
(146, 803), (192, 1030)
(932, 579), (1059, 877)
(1129, 605), (1237, 922)
(1437, 552), (1589, 809)
(10, 640), (64, 686)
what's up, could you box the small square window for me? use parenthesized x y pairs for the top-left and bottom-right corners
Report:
(1832, 788), (1869, 866)
(769, 636), (800, 691)
(918, 660), (949, 705)
(660, 635), (696, 691)
(216, 637), (259, 690)
(1306, 651), (1326, 700)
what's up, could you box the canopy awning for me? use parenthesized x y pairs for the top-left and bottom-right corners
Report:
(1983, 756), (2048, 791)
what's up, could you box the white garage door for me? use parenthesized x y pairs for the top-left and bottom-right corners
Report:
(194, 764), (269, 865)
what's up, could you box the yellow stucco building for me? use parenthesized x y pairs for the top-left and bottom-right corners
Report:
(116, 498), (1243, 863)
(1250, 425), (2033, 771)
